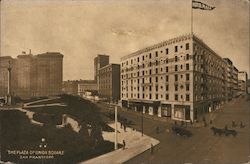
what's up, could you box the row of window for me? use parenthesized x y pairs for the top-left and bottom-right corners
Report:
(121, 93), (190, 101)
(122, 83), (190, 92)
(121, 64), (190, 79)
(121, 74), (190, 85)
(122, 43), (190, 67)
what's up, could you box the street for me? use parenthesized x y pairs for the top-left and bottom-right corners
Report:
(99, 96), (250, 164)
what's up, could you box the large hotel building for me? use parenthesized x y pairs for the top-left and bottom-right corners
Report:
(120, 34), (228, 122)
(0, 52), (63, 98)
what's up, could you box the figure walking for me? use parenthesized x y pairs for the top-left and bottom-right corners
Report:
(123, 140), (126, 150)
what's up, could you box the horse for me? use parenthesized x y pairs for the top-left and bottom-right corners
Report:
(210, 127), (224, 136)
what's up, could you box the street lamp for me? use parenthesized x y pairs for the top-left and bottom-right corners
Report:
(114, 105), (118, 150)
(141, 106), (144, 137)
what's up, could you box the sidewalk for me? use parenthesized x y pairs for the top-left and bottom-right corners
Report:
(80, 122), (159, 164)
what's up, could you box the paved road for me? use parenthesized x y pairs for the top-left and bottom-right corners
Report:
(99, 96), (250, 164)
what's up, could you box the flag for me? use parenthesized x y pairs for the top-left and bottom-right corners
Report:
(192, 0), (215, 10)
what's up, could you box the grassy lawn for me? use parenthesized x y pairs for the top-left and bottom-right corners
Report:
(0, 94), (116, 164)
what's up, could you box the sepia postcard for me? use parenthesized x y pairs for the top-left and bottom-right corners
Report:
(0, 0), (249, 164)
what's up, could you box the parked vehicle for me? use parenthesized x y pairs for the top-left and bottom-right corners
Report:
(172, 126), (192, 137)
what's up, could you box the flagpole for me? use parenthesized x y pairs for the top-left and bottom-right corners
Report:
(191, 0), (193, 35)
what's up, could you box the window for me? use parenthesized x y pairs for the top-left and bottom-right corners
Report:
(175, 56), (178, 62)
(166, 85), (169, 91)
(149, 77), (152, 83)
(156, 85), (158, 92)
(143, 86), (145, 91)
(166, 66), (169, 72)
(155, 60), (158, 66)
(149, 53), (152, 59)
(156, 51), (158, 57)
(186, 43), (189, 50)
(156, 68), (158, 74)
(138, 94), (140, 98)
(138, 79), (140, 83)
(175, 94), (178, 101)
(142, 78), (145, 83)
(175, 46), (178, 52)
(166, 94), (169, 100)
(175, 65), (178, 71)
(175, 74), (178, 81)
(143, 56), (144, 60)
(143, 94), (145, 98)
(149, 94), (152, 99)
(142, 71), (145, 76)
(156, 77), (158, 83)
(186, 94), (190, 101)
(186, 73), (190, 81)
(166, 48), (169, 54)
(137, 57), (140, 62)
(166, 75), (169, 82)
(149, 86), (152, 91)
(175, 84), (178, 91)
(149, 62), (152, 67)
(131, 59), (133, 64)
(149, 69), (152, 75)
(186, 84), (190, 91)
(186, 63), (189, 70)
(137, 72), (139, 76)
(186, 54), (189, 60)
(166, 58), (168, 64)
(138, 86), (139, 91)
(156, 94), (158, 99)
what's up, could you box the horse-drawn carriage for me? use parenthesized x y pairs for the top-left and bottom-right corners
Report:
(211, 126), (237, 137)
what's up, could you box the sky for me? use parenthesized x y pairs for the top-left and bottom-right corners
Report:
(1, 0), (249, 80)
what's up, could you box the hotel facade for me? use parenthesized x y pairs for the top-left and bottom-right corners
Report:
(120, 34), (227, 122)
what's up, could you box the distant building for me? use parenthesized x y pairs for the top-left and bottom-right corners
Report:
(120, 34), (227, 122)
(94, 54), (109, 82)
(247, 79), (250, 94)
(62, 80), (79, 95)
(62, 80), (98, 97)
(78, 80), (98, 97)
(224, 58), (234, 101)
(99, 64), (120, 102)
(238, 71), (248, 95)
(0, 52), (63, 98)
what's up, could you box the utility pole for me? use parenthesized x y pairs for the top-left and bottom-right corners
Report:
(141, 107), (144, 137)
(7, 60), (12, 105)
(114, 106), (118, 150)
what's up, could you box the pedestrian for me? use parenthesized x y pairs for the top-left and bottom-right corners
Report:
(123, 140), (126, 150)
(240, 121), (245, 128)
(150, 143), (154, 155)
(181, 121), (184, 127)
(232, 120), (235, 127)
(225, 125), (228, 131)
(156, 126), (159, 134)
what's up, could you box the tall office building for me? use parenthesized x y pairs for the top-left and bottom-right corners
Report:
(120, 34), (227, 122)
(0, 52), (63, 98)
(94, 54), (109, 81)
